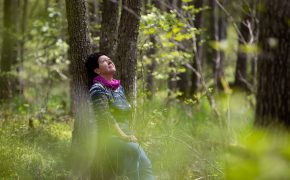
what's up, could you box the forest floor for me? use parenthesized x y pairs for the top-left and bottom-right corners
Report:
(0, 91), (290, 179)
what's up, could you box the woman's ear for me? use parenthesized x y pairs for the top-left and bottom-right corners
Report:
(94, 68), (100, 75)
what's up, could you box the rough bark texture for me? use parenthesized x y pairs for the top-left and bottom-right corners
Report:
(65, 0), (93, 176)
(0, 0), (19, 100)
(100, 0), (119, 58)
(115, 0), (142, 103)
(255, 0), (290, 127)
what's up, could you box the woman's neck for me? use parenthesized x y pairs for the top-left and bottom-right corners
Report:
(99, 74), (113, 82)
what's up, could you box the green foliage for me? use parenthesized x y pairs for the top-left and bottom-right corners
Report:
(225, 131), (290, 180)
(20, 4), (69, 113)
(139, 5), (205, 93)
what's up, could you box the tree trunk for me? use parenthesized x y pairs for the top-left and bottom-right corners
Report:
(0, 0), (20, 100)
(234, 17), (249, 89)
(209, 0), (226, 91)
(18, 0), (28, 95)
(153, 0), (162, 9)
(19, 0), (28, 66)
(115, 0), (142, 103)
(255, 0), (290, 127)
(175, 0), (190, 99)
(146, 36), (157, 99)
(65, 0), (93, 177)
(190, 0), (204, 94)
(88, 0), (100, 51)
(99, 0), (119, 58)
(166, 0), (178, 97)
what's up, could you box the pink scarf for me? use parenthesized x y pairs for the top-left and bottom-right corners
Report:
(93, 75), (120, 90)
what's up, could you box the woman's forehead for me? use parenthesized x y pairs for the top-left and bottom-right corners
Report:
(99, 55), (109, 61)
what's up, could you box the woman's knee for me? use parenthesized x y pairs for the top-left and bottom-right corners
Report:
(125, 142), (142, 159)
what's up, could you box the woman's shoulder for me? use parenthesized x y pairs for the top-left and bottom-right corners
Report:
(89, 82), (106, 95)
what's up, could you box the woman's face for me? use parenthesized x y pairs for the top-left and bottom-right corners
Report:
(94, 55), (116, 75)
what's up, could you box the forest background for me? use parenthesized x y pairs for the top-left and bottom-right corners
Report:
(0, 0), (289, 179)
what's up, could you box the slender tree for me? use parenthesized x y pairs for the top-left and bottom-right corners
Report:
(190, 0), (204, 94)
(65, 0), (92, 176)
(175, 0), (191, 99)
(255, 0), (290, 127)
(115, 0), (142, 103)
(234, 0), (259, 91)
(166, 0), (178, 97)
(234, 15), (250, 89)
(100, 0), (119, 58)
(18, 0), (28, 94)
(208, 0), (227, 90)
(88, 0), (100, 51)
(145, 2), (157, 99)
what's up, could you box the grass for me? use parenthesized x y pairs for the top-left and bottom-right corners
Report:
(0, 90), (290, 179)
(0, 118), (72, 178)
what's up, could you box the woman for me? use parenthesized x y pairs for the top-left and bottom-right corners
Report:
(86, 52), (154, 180)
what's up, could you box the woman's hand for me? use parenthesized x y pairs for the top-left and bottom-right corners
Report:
(113, 123), (137, 142)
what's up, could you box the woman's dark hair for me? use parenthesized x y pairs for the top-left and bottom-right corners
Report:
(85, 52), (106, 86)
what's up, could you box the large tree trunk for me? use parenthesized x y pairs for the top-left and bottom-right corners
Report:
(255, 0), (290, 127)
(65, 0), (93, 177)
(115, 0), (142, 103)
(99, 0), (119, 58)
(0, 0), (20, 100)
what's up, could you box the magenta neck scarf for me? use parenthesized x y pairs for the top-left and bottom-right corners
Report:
(93, 75), (120, 90)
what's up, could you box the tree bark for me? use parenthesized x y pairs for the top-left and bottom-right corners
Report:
(65, 0), (93, 176)
(100, 0), (119, 58)
(255, 0), (290, 127)
(0, 0), (20, 100)
(115, 0), (142, 103)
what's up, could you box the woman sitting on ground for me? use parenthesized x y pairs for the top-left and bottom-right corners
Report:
(86, 52), (154, 180)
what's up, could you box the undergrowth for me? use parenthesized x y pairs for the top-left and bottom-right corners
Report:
(0, 91), (290, 179)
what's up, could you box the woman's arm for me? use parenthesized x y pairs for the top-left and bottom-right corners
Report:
(90, 85), (137, 142)
(113, 123), (137, 142)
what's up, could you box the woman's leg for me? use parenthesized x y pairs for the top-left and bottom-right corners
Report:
(137, 145), (155, 180)
(109, 138), (154, 180)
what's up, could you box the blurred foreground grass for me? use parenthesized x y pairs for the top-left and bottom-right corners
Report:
(0, 91), (290, 179)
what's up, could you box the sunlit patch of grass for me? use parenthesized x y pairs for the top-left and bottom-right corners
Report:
(0, 118), (72, 178)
